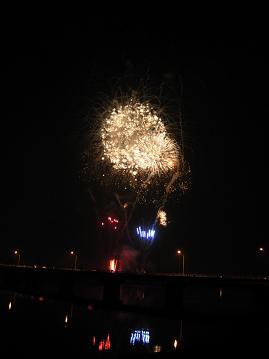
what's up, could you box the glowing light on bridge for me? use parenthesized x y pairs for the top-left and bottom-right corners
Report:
(109, 259), (118, 272)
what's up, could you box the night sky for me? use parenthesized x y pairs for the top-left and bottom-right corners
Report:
(1, 16), (268, 275)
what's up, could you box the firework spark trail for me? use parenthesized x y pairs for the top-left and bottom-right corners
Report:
(154, 164), (181, 226)
(118, 173), (153, 242)
(114, 192), (133, 244)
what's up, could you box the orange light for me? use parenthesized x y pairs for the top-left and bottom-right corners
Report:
(109, 259), (118, 272)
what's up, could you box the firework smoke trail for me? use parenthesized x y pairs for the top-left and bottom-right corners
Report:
(114, 192), (132, 244)
(98, 97), (184, 228)
(94, 96), (188, 243)
(126, 172), (153, 220)
(154, 95), (187, 225)
(154, 162), (181, 226)
(116, 173), (153, 243)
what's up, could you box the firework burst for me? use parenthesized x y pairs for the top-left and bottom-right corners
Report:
(80, 89), (191, 271)
(101, 99), (179, 179)
(98, 98), (185, 191)
(82, 92), (190, 207)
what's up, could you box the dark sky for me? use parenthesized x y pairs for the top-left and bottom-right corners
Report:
(1, 17), (268, 274)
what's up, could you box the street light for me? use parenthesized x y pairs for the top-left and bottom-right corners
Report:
(70, 251), (78, 270)
(14, 250), (21, 266)
(177, 250), (185, 275)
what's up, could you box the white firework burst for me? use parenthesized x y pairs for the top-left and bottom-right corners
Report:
(101, 99), (180, 181)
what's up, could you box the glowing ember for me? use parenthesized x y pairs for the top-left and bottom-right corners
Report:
(154, 345), (162, 352)
(98, 340), (105, 351)
(101, 216), (120, 228)
(157, 209), (167, 226)
(109, 259), (118, 272)
(98, 334), (111, 351)
(105, 334), (111, 350)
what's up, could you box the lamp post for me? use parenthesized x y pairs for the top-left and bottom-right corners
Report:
(14, 250), (21, 266)
(177, 250), (185, 275)
(257, 247), (267, 276)
(70, 251), (78, 270)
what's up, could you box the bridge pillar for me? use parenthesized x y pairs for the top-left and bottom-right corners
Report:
(103, 280), (121, 305)
(164, 284), (184, 313)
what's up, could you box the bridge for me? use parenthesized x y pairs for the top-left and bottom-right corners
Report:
(1, 264), (268, 316)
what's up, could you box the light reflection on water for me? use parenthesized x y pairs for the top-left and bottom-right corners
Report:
(0, 290), (267, 356)
(0, 290), (183, 357)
